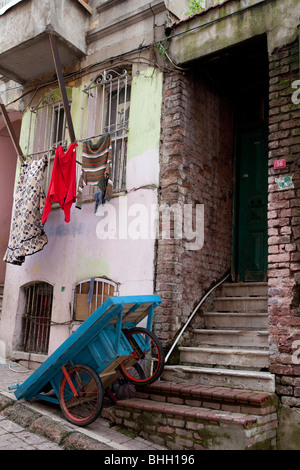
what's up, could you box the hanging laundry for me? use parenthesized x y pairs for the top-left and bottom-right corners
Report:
(94, 190), (105, 213)
(41, 142), (77, 224)
(76, 133), (113, 210)
(3, 154), (48, 266)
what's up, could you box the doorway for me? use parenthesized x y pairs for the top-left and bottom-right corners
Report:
(234, 86), (269, 282)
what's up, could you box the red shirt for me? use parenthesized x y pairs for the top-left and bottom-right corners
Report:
(41, 143), (77, 223)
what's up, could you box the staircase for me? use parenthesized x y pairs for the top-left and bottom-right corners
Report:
(106, 381), (278, 450)
(105, 282), (279, 450)
(163, 281), (275, 393)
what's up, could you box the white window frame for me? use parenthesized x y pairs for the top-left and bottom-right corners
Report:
(27, 89), (71, 189)
(72, 277), (119, 321)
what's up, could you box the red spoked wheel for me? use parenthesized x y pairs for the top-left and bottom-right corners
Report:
(59, 364), (104, 427)
(119, 327), (165, 386)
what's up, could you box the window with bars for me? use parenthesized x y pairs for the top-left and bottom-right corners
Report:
(26, 69), (131, 197)
(81, 68), (131, 195)
(26, 89), (71, 189)
(22, 282), (53, 354)
(73, 277), (118, 321)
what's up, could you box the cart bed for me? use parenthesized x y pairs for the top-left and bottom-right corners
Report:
(11, 295), (161, 400)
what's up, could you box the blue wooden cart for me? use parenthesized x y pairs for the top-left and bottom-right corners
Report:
(9, 295), (164, 426)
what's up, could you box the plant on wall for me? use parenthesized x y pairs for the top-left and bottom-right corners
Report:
(185, 0), (205, 16)
(185, 0), (223, 16)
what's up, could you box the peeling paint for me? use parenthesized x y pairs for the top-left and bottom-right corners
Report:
(127, 68), (163, 162)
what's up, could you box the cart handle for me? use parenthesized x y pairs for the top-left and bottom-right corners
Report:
(8, 384), (20, 390)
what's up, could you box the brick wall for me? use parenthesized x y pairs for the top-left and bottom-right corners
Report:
(268, 39), (300, 403)
(154, 70), (234, 349)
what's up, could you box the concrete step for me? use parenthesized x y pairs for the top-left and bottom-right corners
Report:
(162, 365), (275, 393)
(179, 346), (269, 369)
(107, 382), (278, 450)
(221, 282), (268, 297)
(204, 312), (268, 330)
(194, 329), (269, 349)
(214, 296), (268, 312)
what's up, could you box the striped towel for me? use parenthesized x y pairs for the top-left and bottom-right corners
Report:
(76, 133), (113, 209)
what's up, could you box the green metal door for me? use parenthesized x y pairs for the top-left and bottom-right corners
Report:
(236, 127), (268, 282)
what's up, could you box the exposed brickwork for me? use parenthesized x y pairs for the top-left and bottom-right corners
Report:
(155, 70), (234, 348)
(108, 382), (278, 450)
(136, 382), (278, 416)
(268, 39), (300, 404)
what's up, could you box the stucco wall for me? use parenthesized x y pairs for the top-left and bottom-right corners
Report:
(0, 66), (163, 358)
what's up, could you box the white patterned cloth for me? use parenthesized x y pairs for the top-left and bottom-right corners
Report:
(3, 155), (48, 265)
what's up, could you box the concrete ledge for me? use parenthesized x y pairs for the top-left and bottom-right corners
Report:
(169, 0), (300, 65)
(162, 365), (276, 392)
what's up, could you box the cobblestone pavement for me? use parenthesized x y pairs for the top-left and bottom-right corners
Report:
(0, 361), (166, 451)
(0, 415), (62, 450)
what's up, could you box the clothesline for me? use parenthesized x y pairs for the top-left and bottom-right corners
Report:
(22, 128), (127, 166)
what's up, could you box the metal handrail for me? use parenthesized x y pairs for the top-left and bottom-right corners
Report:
(165, 271), (230, 363)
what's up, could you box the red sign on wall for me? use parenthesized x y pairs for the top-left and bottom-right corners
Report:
(274, 159), (286, 170)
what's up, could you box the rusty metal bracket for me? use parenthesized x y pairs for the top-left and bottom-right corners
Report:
(0, 97), (25, 162)
(49, 33), (76, 144)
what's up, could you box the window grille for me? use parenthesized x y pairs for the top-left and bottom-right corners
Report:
(81, 69), (131, 194)
(27, 90), (71, 188)
(22, 282), (53, 354)
(73, 277), (118, 321)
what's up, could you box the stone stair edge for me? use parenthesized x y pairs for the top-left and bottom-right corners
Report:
(194, 328), (268, 333)
(215, 296), (268, 300)
(179, 346), (269, 355)
(163, 364), (275, 381)
(203, 311), (268, 315)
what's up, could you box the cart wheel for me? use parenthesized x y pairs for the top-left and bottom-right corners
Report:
(59, 364), (103, 427)
(119, 327), (165, 386)
(109, 363), (145, 401)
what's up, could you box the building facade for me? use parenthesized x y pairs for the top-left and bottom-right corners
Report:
(0, 0), (300, 449)
(155, 0), (300, 449)
(0, 0), (182, 360)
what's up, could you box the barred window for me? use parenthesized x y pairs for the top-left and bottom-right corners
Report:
(26, 89), (71, 189)
(22, 282), (53, 354)
(81, 69), (131, 195)
(73, 277), (118, 321)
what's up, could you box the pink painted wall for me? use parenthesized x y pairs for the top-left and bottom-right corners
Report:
(0, 114), (21, 283)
